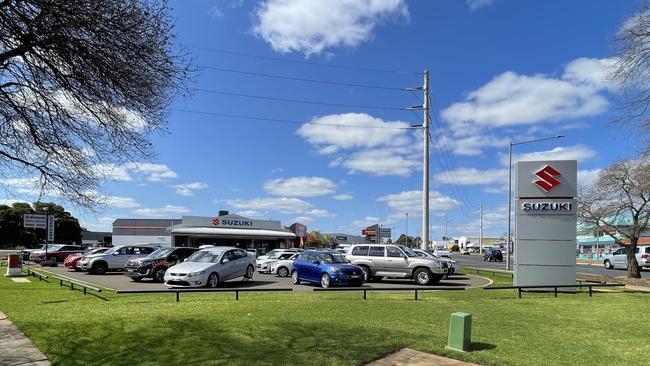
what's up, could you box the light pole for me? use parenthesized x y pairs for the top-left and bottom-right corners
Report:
(507, 135), (565, 270)
(405, 212), (409, 247)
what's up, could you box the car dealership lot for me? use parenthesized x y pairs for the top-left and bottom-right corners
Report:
(36, 264), (490, 292)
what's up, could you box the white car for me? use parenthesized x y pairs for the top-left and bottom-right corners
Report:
(164, 247), (255, 288)
(257, 248), (301, 261)
(435, 248), (452, 257)
(257, 251), (296, 273)
(413, 249), (459, 275)
(604, 245), (650, 270)
(270, 253), (298, 277)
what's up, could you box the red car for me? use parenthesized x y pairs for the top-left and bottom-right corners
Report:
(29, 244), (84, 262)
(64, 247), (110, 271)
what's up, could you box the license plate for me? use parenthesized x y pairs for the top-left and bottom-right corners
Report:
(127, 269), (134, 272)
(349, 275), (360, 279)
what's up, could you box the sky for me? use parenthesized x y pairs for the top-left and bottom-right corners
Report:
(1, 0), (643, 241)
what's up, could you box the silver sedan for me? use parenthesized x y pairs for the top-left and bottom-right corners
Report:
(164, 247), (255, 288)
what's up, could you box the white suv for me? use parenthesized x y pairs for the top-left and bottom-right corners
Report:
(604, 245), (650, 270)
(346, 244), (447, 285)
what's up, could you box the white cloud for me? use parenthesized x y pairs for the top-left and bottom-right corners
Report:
(103, 195), (140, 208)
(0, 199), (21, 206)
(125, 163), (178, 181)
(305, 208), (335, 217)
(442, 58), (615, 130)
(377, 190), (462, 218)
(434, 168), (509, 186)
(578, 168), (602, 191)
(438, 133), (508, 156)
(502, 145), (597, 165)
(253, 0), (409, 56)
(235, 210), (262, 218)
(98, 217), (116, 225)
(467, 0), (494, 11)
(271, 168), (284, 173)
(343, 148), (419, 176)
(92, 164), (132, 181)
(133, 205), (190, 217)
(174, 182), (209, 196)
(352, 216), (381, 228)
(264, 176), (337, 197)
(293, 216), (313, 224)
(297, 113), (411, 152)
(333, 193), (353, 201)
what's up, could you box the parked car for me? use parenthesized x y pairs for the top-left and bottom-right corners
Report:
(412, 249), (459, 275)
(483, 249), (503, 262)
(270, 253), (298, 277)
(77, 245), (158, 274)
(29, 244), (84, 262)
(460, 248), (471, 255)
(346, 244), (447, 285)
(435, 248), (452, 257)
(64, 247), (110, 271)
(257, 248), (302, 260)
(164, 247), (256, 288)
(257, 251), (296, 273)
(124, 247), (199, 282)
(291, 250), (365, 288)
(603, 245), (650, 270)
(21, 245), (46, 261)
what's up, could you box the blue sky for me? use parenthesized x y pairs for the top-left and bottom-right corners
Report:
(3, 0), (642, 240)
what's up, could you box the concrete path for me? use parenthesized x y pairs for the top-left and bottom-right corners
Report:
(366, 348), (480, 366)
(0, 311), (50, 366)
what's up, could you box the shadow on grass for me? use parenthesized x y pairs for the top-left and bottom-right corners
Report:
(471, 342), (497, 351)
(31, 318), (411, 366)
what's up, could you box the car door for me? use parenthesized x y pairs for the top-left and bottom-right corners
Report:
(219, 250), (237, 280)
(368, 246), (386, 273)
(613, 247), (626, 267)
(385, 246), (408, 275)
(232, 249), (249, 276)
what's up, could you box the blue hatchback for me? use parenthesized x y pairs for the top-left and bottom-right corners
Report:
(291, 250), (365, 288)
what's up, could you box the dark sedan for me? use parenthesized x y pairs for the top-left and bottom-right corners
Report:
(483, 249), (503, 262)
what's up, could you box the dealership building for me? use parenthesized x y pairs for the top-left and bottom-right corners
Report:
(112, 212), (301, 253)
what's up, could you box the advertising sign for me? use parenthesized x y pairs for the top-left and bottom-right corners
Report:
(514, 160), (577, 287)
(47, 215), (55, 242)
(181, 215), (282, 230)
(379, 228), (392, 238)
(23, 214), (47, 229)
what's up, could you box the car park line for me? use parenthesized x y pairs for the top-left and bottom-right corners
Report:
(26, 266), (117, 291)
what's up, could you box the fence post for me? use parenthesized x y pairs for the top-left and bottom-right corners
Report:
(363, 289), (367, 300)
(60, 279), (63, 287)
(176, 291), (180, 302)
(236, 290), (239, 301)
(554, 287), (557, 298)
(589, 286), (592, 297)
(71, 282), (74, 291)
(518, 288), (521, 299)
(84, 287), (87, 295)
(415, 289), (418, 301)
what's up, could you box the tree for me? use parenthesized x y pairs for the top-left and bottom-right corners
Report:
(610, 1), (650, 150)
(577, 157), (650, 278)
(0, 201), (81, 248)
(0, 0), (191, 208)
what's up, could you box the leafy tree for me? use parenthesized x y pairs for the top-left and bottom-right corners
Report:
(578, 157), (650, 278)
(0, 0), (191, 208)
(0, 201), (81, 248)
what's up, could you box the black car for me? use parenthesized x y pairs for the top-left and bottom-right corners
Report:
(483, 249), (503, 262)
(124, 247), (198, 282)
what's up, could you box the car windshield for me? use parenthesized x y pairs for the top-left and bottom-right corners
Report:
(186, 250), (223, 263)
(398, 246), (418, 257)
(147, 247), (175, 259)
(319, 252), (347, 263)
(267, 251), (284, 259)
(45, 244), (65, 251)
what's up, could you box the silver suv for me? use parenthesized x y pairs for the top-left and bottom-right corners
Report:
(78, 245), (158, 274)
(604, 245), (650, 270)
(346, 244), (447, 285)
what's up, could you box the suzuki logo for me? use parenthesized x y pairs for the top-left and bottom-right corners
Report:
(212, 218), (220, 226)
(534, 165), (561, 192)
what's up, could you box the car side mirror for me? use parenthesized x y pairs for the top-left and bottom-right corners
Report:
(222, 258), (230, 263)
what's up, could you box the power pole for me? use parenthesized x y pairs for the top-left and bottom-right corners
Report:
(479, 202), (483, 253)
(444, 213), (448, 239)
(405, 212), (409, 247)
(422, 70), (430, 251)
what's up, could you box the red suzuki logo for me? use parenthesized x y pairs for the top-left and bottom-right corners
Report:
(534, 165), (561, 192)
(212, 218), (220, 226)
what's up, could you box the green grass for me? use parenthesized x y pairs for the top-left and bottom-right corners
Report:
(1, 267), (648, 366)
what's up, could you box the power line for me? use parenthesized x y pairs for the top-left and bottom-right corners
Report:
(199, 65), (404, 90)
(189, 45), (422, 75)
(171, 108), (419, 130)
(194, 88), (406, 110)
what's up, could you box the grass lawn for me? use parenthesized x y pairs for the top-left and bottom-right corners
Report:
(0, 267), (648, 366)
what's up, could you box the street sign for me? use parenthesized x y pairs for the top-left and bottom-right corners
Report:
(23, 214), (47, 229)
(47, 215), (55, 242)
(379, 228), (392, 238)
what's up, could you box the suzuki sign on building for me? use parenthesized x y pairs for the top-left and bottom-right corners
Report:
(515, 160), (577, 287)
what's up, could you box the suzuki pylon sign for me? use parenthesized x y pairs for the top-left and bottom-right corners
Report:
(515, 160), (577, 288)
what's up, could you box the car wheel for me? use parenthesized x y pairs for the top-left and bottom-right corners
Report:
(207, 273), (219, 288)
(371, 276), (383, 282)
(291, 270), (300, 284)
(604, 260), (613, 269)
(413, 268), (432, 286)
(153, 267), (166, 283)
(320, 273), (331, 288)
(278, 267), (289, 277)
(131, 277), (142, 282)
(244, 265), (255, 279)
(360, 266), (372, 282)
(91, 262), (107, 275)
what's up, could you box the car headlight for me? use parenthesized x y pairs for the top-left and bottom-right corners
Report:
(331, 267), (341, 273)
(188, 270), (205, 277)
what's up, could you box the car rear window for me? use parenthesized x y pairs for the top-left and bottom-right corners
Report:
(352, 246), (369, 256)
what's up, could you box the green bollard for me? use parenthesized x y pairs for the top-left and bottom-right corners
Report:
(447, 312), (472, 352)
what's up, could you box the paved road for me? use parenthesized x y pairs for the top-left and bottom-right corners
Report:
(33, 265), (491, 292)
(451, 253), (650, 279)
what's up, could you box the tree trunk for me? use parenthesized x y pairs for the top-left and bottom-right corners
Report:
(627, 240), (641, 278)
